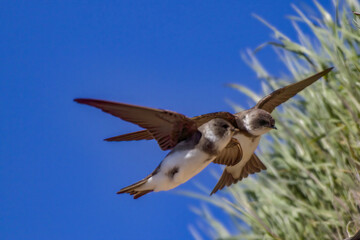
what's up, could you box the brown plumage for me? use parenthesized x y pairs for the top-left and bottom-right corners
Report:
(104, 67), (332, 144)
(212, 138), (243, 166)
(115, 118), (237, 199)
(254, 67), (333, 113)
(74, 99), (198, 151)
(75, 67), (333, 195)
(117, 179), (153, 199)
(104, 112), (238, 143)
(104, 130), (153, 142)
(117, 164), (161, 199)
(210, 153), (266, 195)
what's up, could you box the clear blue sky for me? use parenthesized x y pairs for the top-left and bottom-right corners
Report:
(1, 1), (332, 239)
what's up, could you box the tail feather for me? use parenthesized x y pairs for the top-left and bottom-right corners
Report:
(117, 176), (154, 199)
(117, 178), (148, 193)
(133, 190), (153, 199)
(118, 164), (161, 199)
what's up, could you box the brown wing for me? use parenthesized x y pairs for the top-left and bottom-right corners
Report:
(105, 111), (237, 144)
(255, 67), (333, 113)
(239, 153), (266, 177)
(104, 130), (153, 142)
(192, 112), (237, 127)
(210, 153), (266, 195)
(74, 98), (197, 150)
(212, 138), (243, 166)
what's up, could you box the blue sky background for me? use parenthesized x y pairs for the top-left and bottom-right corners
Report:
(1, 1), (333, 239)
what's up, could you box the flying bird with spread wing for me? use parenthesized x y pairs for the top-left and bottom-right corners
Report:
(74, 99), (238, 198)
(75, 67), (332, 197)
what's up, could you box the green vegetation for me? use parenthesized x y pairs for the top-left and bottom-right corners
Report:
(187, 1), (360, 239)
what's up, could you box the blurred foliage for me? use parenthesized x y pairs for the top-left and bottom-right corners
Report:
(186, 1), (360, 239)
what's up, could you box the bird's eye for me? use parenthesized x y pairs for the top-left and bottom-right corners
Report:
(222, 124), (229, 129)
(259, 120), (268, 126)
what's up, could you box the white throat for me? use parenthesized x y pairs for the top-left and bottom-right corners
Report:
(243, 113), (252, 132)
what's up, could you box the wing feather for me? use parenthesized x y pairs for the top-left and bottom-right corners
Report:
(210, 153), (266, 195)
(255, 67), (333, 113)
(104, 130), (153, 142)
(212, 138), (243, 166)
(192, 112), (237, 127)
(74, 98), (197, 150)
(103, 111), (237, 148)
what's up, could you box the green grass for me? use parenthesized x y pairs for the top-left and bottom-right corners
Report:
(186, 1), (360, 239)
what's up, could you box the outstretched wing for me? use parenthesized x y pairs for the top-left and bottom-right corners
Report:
(255, 67), (333, 113)
(210, 153), (266, 195)
(74, 98), (198, 150)
(105, 111), (237, 145)
(192, 111), (237, 127)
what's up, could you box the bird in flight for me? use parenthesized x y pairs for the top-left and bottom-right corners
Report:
(74, 99), (238, 198)
(75, 67), (332, 196)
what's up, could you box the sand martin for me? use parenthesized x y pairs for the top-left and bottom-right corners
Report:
(94, 67), (333, 194)
(74, 99), (238, 198)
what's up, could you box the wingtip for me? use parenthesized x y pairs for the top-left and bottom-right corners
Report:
(73, 98), (106, 107)
(318, 67), (333, 79)
(320, 67), (334, 76)
(73, 98), (88, 104)
(74, 98), (97, 103)
(325, 66), (334, 72)
(210, 181), (222, 196)
(307, 67), (333, 82)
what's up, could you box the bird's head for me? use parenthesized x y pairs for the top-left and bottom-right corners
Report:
(242, 109), (276, 136)
(201, 118), (238, 150)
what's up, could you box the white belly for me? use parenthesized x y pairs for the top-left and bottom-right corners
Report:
(143, 149), (214, 192)
(226, 134), (261, 178)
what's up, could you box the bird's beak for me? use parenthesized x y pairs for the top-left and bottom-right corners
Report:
(270, 125), (277, 130)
